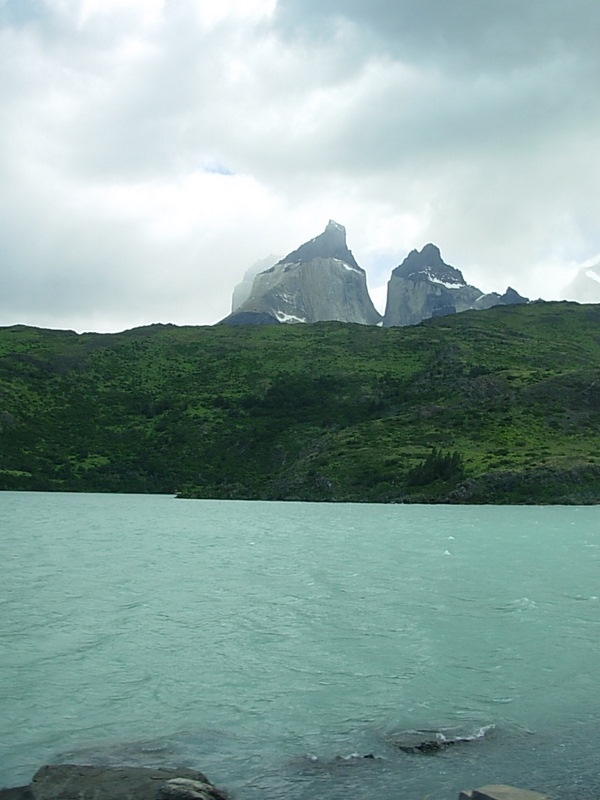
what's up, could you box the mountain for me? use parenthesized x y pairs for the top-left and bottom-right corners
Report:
(383, 243), (528, 326)
(561, 260), (600, 303)
(220, 221), (382, 326)
(224, 230), (528, 329)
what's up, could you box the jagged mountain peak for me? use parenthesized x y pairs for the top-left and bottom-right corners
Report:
(412, 242), (443, 263)
(504, 287), (525, 302)
(384, 243), (529, 326)
(276, 219), (361, 271)
(220, 220), (380, 326)
(392, 243), (466, 285)
(384, 243), (481, 326)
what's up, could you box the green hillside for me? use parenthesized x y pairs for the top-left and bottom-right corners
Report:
(1, 302), (600, 503)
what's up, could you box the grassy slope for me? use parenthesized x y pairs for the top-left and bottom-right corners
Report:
(1, 302), (600, 503)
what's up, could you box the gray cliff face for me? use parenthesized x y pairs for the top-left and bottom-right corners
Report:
(231, 255), (281, 312)
(223, 221), (382, 325)
(383, 244), (527, 327)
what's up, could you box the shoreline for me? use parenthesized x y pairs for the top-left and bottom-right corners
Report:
(1, 765), (552, 800)
(0, 765), (228, 800)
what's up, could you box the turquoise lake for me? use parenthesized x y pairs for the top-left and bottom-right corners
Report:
(1, 493), (599, 799)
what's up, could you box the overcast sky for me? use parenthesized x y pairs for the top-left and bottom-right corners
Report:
(2, 0), (600, 332)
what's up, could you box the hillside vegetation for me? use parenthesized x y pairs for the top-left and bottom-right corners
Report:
(1, 302), (600, 503)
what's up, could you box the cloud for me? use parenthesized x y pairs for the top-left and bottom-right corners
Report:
(274, 0), (600, 74)
(1, 0), (600, 331)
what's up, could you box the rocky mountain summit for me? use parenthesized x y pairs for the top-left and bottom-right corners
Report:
(220, 221), (382, 326)
(383, 243), (528, 326)
(222, 224), (528, 327)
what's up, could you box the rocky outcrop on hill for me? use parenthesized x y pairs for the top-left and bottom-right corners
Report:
(383, 244), (528, 327)
(475, 286), (529, 310)
(220, 221), (382, 326)
(217, 310), (280, 326)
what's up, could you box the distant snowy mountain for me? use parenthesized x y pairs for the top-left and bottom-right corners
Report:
(561, 260), (600, 303)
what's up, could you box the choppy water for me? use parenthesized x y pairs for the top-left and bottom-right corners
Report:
(1, 494), (600, 799)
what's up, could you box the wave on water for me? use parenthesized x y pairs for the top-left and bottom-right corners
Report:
(496, 597), (538, 612)
(390, 723), (496, 754)
(435, 723), (495, 743)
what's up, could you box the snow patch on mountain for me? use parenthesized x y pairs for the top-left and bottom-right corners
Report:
(420, 268), (465, 289)
(585, 268), (600, 285)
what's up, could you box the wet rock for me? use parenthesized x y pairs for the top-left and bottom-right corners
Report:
(1, 765), (225, 800)
(459, 785), (551, 800)
(0, 786), (30, 800)
(332, 752), (380, 765)
(392, 725), (493, 754)
(301, 751), (383, 771)
(397, 738), (454, 754)
(157, 778), (226, 800)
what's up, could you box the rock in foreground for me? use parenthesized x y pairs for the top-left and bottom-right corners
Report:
(1, 765), (227, 800)
(459, 785), (551, 800)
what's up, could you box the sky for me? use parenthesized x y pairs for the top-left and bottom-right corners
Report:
(2, 0), (600, 332)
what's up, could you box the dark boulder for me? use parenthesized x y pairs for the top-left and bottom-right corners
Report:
(459, 785), (551, 800)
(1, 765), (226, 800)
(156, 778), (226, 800)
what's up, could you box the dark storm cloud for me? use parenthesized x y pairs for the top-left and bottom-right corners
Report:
(274, 0), (600, 72)
(267, 0), (600, 293)
(0, 0), (41, 26)
(268, 0), (600, 167)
